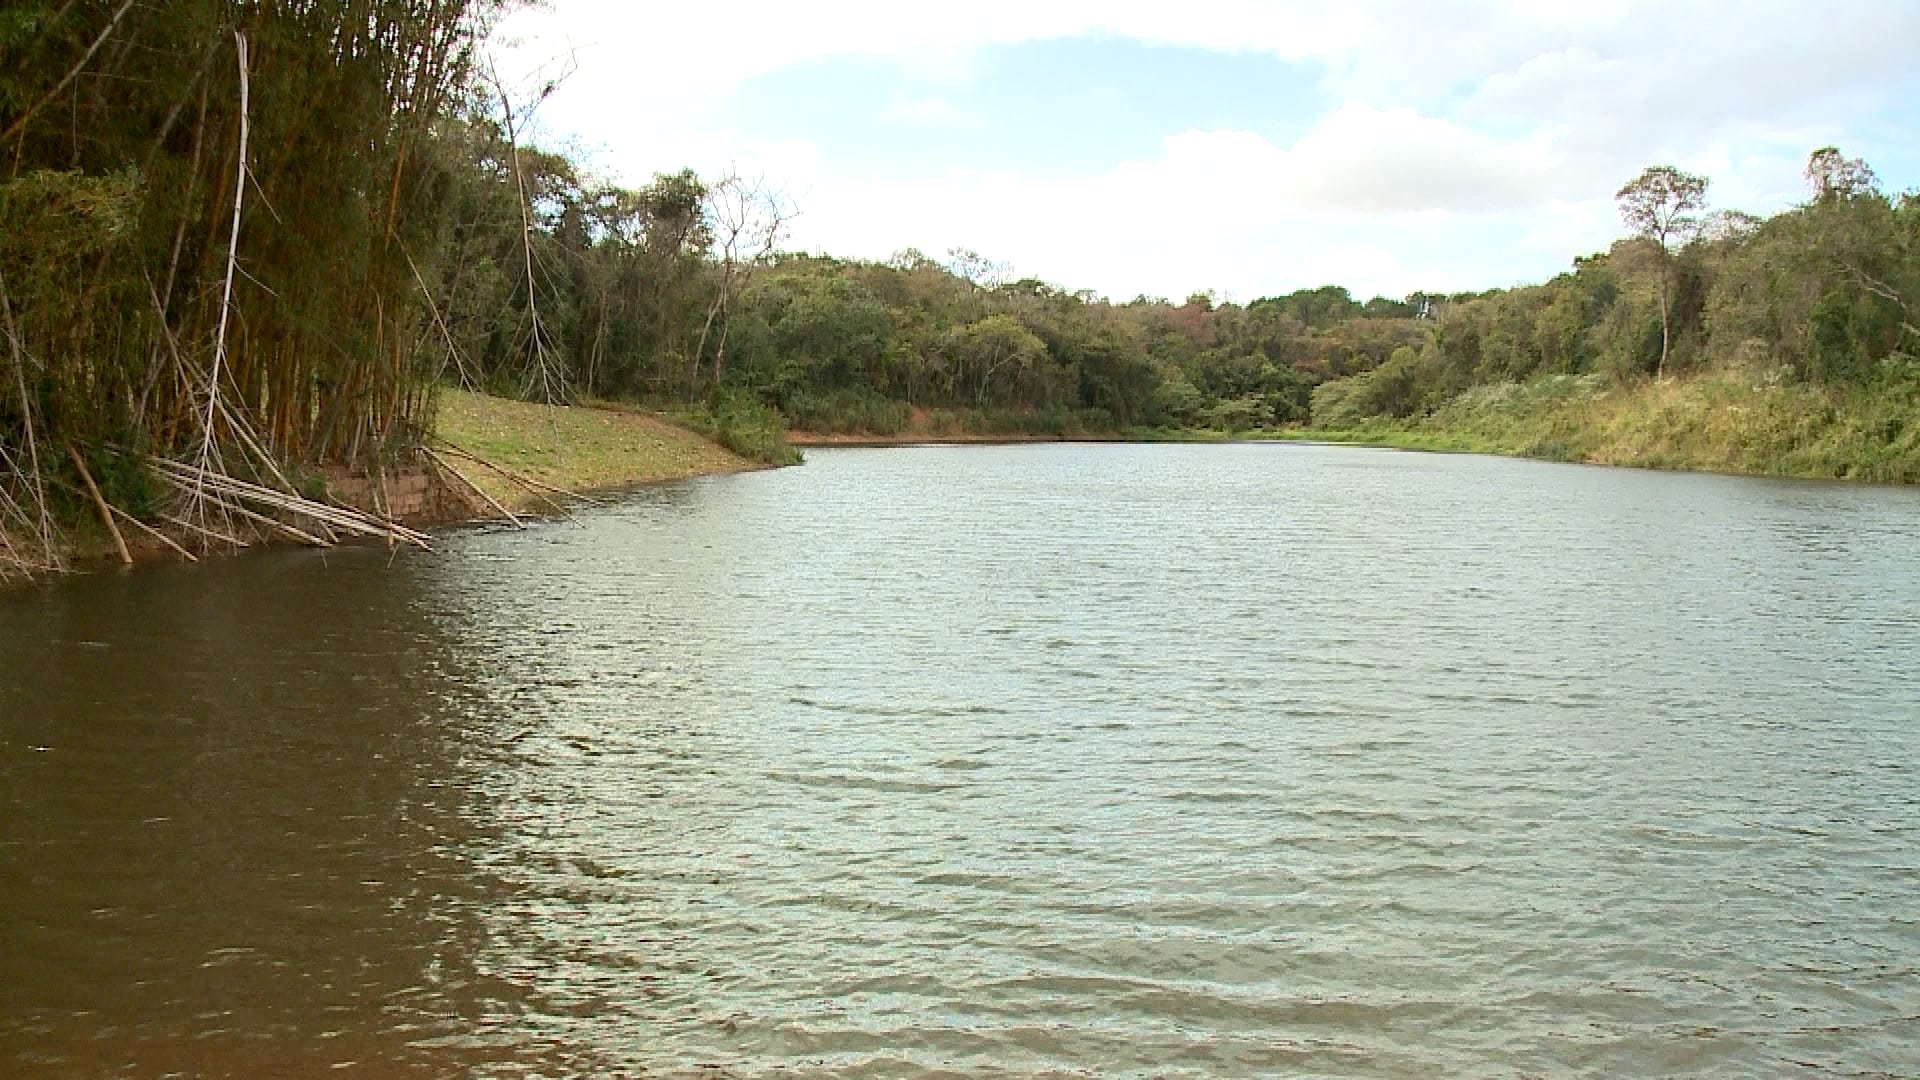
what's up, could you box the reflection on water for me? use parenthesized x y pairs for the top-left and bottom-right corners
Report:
(4, 444), (1920, 1076)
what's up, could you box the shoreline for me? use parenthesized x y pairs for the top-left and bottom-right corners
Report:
(431, 390), (765, 515)
(787, 421), (1920, 488)
(787, 429), (1111, 448)
(14, 392), (766, 583)
(25, 375), (1918, 584)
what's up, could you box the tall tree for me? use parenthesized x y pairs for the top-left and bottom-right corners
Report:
(1616, 165), (1709, 378)
(1805, 146), (1879, 202)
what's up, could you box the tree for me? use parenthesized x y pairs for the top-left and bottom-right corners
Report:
(945, 247), (1010, 289)
(1617, 165), (1709, 378)
(945, 314), (1046, 406)
(1805, 146), (1878, 202)
(692, 174), (793, 397)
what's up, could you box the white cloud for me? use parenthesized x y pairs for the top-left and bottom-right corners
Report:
(490, 0), (1920, 298)
(776, 118), (1614, 301)
(881, 97), (987, 130)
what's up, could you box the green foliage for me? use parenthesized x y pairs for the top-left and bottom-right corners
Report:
(12, 19), (1916, 508)
(3, 0), (502, 484)
(677, 391), (801, 466)
(777, 389), (911, 435)
(1201, 397), (1274, 433)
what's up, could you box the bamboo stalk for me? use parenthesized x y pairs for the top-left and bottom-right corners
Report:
(105, 502), (197, 563)
(200, 492), (331, 547)
(159, 512), (249, 549)
(198, 30), (250, 491)
(145, 456), (432, 548)
(371, 466), (395, 549)
(66, 444), (132, 565)
(431, 440), (580, 513)
(405, 248), (477, 389)
(423, 446), (525, 528)
(0, 270), (57, 568)
(0, 0), (138, 145)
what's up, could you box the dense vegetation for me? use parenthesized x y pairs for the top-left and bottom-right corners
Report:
(435, 143), (1917, 475)
(2, 0), (518, 572)
(5, 3), (1918, 576)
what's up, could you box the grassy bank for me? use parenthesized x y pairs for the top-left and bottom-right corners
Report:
(433, 389), (761, 512)
(442, 374), (1920, 493)
(783, 370), (1920, 488)
(1301, 371), (1920, 483)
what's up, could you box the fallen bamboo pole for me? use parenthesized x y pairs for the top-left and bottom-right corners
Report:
(159, 512), (249, 549)
(434, 439), (606, 505)
(423, 446), (524, 529)
(145, 457), (432, 548)
(66, 444), (132, 565)
(431, 442), (572, 515)
(104, 502), (197, 562)
(200, 492), (331, 547)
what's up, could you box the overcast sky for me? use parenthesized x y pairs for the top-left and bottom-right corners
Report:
(493, 1), (1920, 302)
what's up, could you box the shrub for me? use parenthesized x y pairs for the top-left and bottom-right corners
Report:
(678, 391), (802, 466)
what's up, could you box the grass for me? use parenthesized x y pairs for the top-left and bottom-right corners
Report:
(1301, 368), (1920, 484)
(433, 388), (763, 511)
(733, 368), (1920, 488)
(778, 389), (913, 436)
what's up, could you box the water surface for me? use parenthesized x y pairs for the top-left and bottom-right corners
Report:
(4, 443), (1919, 1076)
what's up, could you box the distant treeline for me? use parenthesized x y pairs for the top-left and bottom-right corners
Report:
(434, 143), (1918, 441)
(1314, 154), (1919, 430)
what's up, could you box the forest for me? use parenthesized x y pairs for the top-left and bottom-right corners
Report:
(411, 138), (1920, 476)
(5, 2), (1919, 577)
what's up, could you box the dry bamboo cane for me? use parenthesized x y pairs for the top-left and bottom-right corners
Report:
(0, 271), (56, 567)
(145, 455), (427, 539)
(405, 249), (477, 388)
(435, 440), (607, 505)
(198, 493), (331, 547)
(148, 450), (398, 526)
(197, 30), (249, 499)
(159, 512), (249, 549)
(371, 467), (395, 549)
(104, 502), (197, 562)
(423, 446), (524, 528)
(65, 444), (132, 565)
(146, 458), (432, 548)
(430, 442), (574, 515)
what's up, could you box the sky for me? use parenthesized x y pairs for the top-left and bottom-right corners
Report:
(493, 1), (1920, 303)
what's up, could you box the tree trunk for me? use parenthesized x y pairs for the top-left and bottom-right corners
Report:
(1657, 269), (1671, 381)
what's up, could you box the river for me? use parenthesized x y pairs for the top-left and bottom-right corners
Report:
(3, 443), (1918, 1077)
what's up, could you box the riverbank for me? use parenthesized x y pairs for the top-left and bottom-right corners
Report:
(7, 392), (758, 580)
(432, 390), (759, 513)
(787, 429), (1099, 447)
(783, 371), (1920, 487)
(1299, 371), (1920, 484)
(785, 404), (1101, 447)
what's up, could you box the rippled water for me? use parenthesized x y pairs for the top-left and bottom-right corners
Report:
(4, 443), (1920, 1076)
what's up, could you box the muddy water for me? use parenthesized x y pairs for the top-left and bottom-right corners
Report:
(4, 443), (1919, 1076)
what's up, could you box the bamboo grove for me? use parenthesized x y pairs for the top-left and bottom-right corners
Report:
(1, 0), (501, 572)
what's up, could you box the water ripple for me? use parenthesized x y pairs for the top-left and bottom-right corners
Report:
(6, 444), (1920, 1076)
